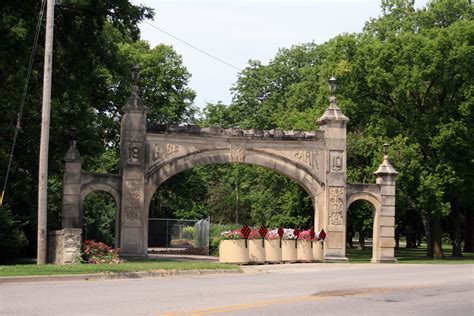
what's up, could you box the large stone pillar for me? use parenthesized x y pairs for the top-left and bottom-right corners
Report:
(62, 139), (83, 228)
(316, 77), (349, 260)
(373, 144), (398, 262)
(119, 67), (149, 258)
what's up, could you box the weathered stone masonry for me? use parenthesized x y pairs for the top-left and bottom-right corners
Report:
(54, 75), (398, 263)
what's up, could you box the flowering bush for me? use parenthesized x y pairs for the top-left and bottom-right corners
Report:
(82, 240), (120, 264)
(247, 229), (261, 240)
(297, 229), (315, 241)
(316, 229), (327, 241)
(282, 228), (297, 240)
(265, 229), (279, 240)
(220, 229), (243, 240)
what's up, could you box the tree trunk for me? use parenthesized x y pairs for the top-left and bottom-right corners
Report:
(451, 196), (462, 257)
(347, 228), (353, 249)
(406, 226), (416, 248)
(395, 227), (400, 249)
(358, 231), (365, 250)
(463, 212), (474, 252)
(431, 218), (444, 259)
(421, 211), (433, 258)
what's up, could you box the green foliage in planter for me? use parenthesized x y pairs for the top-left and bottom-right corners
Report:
(209, 224), (241, 256)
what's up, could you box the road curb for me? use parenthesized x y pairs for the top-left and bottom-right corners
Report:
(0, 268), (243, 284)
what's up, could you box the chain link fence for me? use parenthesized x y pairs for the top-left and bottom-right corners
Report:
(148, 217), (210, 255)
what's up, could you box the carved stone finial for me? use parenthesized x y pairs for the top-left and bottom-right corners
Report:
(383, 143), (389, 156)
(374, 142), (398, 176)
(329, 76), (337, 107)
(69, 127), (77, 148)
(64, 128), (82, 162)
(131, 64), (140, 86)
(317, 76), (348, 124)
(122, 64), (149, 112)
(329, 76), (337, 96)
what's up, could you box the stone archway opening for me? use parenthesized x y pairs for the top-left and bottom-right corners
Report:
(346, 200), (375, 261)
(147, 162), (315, 255)
(150, 163), (314, 227)
(82, 191), (118, 246)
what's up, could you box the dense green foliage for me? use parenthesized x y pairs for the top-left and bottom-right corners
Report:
(0, 205), (28, 263)
(196, 0), (473, 258)
(0, 0), (196, 260)
(0, 0), (472, 261)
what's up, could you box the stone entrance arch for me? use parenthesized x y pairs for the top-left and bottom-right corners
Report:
(57, 73), (398, 262)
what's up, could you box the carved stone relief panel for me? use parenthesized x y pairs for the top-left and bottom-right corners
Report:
(166, 144), (180, 156)
(294, 150), (319, 170)
(150, 143), (181, 163)
(128, 142), (143, 164)
(230, 143), (245, 162)
(152, 143), (160, 162)
(123, 180), (143, 224)
(329, 186), (344, 226)
(330, 150), (344, 172)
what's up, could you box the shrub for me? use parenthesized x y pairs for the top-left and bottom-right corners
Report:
(220, 229), (243, 240)
(0, 205), (28, 263)
(265, 229), (279, 240)
(247, 229), (261, 240)
(82, 240), (120, 264)
(282, 228), (297, 240)
(298, 229), (315, 241)
(182, 226), (195, 239)
(209, 224), (241, 255)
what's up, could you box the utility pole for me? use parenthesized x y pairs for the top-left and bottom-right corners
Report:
(37, 0), (55, 265)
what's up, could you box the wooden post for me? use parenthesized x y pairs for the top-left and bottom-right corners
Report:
(37, 0), (55, 265)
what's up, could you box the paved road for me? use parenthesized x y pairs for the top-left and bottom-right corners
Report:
(1, 263), (473, 315)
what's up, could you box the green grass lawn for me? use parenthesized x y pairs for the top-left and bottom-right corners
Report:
(347, 243), (474, 264)
(0, 260), (239, 277)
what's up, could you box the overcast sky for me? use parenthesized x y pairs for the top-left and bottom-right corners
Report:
(132, 0), (428, 109)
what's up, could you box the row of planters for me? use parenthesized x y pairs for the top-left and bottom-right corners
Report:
(219, 225), (327, 264)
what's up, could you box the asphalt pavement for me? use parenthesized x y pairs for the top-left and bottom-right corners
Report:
(1, 263), (473, 315)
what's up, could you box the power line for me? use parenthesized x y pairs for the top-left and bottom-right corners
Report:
(1, 0), (46, 207)
(143, 21), (242, 72)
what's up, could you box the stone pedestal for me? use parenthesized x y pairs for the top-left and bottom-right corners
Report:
(47, 228), (82, 264)
(372, 144), (398, 263)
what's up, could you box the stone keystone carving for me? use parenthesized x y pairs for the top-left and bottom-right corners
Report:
(230, 143), (245, 162)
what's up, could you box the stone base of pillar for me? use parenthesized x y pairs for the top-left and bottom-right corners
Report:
(371, 257), (398, 263)
(47, 228), (82, 264)
(119, 253), (148, 260)
(324, 256), (349, 262)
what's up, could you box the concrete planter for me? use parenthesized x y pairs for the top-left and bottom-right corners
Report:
(248, 239), (266, 263)
(219, 239), (249, 264)
(264, 239), (282, 263)
(313, 241), (324, 262)
(281, 239), (297, 262)
(297, 240), (314, 262)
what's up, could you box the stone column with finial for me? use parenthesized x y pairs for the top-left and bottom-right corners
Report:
(62, 127), (83, 228)
(373, 143), (398, 262)
(316, 77), (349, 261)
(119, 65), (150, 258)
